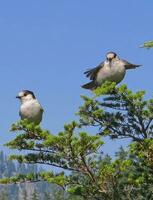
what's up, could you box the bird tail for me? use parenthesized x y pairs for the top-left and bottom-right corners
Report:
(82, 81), (97, 90)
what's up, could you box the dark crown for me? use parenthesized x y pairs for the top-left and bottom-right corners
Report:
(22, 90), (36, 99)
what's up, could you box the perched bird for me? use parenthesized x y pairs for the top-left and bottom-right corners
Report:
(82, 52), (141, 90)
(16, 90), (43, 124)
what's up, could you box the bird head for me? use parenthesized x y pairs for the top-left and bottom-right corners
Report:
(16, 90), (36, 103)
(106, 52), (118, 62)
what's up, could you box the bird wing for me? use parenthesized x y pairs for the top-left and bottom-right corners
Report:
(40, 107), (44, 113)
(84, 62), (104, 80)
(19, 110), (22, 118)
(122, 59), (141, 69)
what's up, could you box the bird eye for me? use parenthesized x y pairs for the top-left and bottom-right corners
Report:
(24, 93), (27, 96)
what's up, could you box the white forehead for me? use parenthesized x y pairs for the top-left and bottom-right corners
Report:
(106, 52), (116, 59)
(18, 91), (25, 97)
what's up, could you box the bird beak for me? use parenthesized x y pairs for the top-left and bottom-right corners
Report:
(16, 96), (20, 99)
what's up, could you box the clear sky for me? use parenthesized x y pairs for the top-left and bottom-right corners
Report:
(0, 1), (153, 156)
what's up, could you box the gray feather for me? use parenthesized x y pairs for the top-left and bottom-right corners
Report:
(84, 62), (104, 80)
(82, 81), (98, 90)
(122, 59), (141, 69)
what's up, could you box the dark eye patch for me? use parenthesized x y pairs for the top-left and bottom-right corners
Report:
(24, 92), (28, 96)
(113, 53), (117, 58)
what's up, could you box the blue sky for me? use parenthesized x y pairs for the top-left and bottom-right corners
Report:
(0, 1), (153, 157)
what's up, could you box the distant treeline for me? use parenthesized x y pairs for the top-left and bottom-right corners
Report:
(0, 151), (81, 200)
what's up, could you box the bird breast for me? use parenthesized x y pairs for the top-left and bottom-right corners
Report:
(20, 100), (43, 124)
(97, 61), (126, 84)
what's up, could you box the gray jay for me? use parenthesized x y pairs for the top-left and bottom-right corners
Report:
(16, 90), (43, 124)
(82, 52), (141, 90)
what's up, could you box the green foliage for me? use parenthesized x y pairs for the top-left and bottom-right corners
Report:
(1, 83), (153, 199)
(78, 82), (153, 141)
(140, 40), (153, 48)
